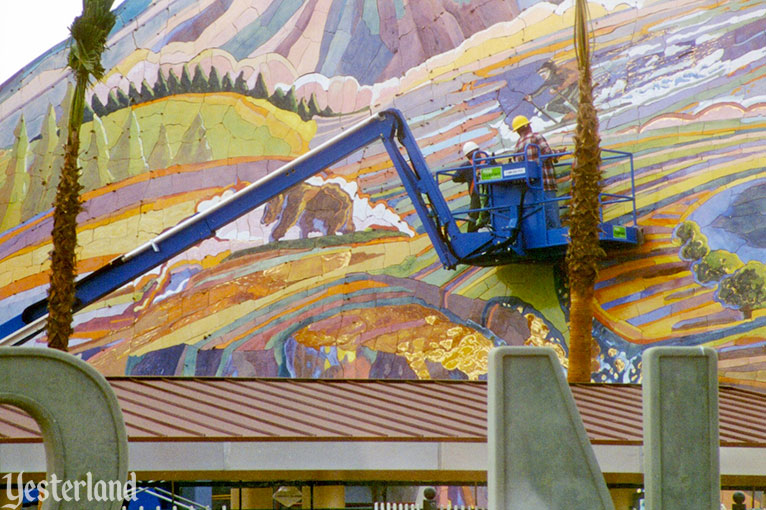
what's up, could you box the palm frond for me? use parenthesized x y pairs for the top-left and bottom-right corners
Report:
(68, 0), (117, 81)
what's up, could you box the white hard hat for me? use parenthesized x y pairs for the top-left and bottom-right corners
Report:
(462, 141), (479, 156)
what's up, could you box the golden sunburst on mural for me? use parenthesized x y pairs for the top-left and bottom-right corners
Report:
(524, 313), (569, 369)
(294, 304), (493, 380)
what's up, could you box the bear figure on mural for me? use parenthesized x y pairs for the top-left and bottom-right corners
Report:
(262, 182), (355, 242)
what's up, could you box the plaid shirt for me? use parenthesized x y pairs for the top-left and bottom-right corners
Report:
(514, 131), (557, 191)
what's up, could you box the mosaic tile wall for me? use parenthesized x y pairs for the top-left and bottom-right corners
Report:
(0, 0), (764, 384)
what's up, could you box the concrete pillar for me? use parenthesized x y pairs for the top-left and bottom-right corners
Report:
(0, 348), (128, 510)
(642, 347), (719, 510)
(487, 347), (614, 510)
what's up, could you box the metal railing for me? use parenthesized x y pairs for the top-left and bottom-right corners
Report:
(435, 145), (639, 231)
(374, 487), (486, 510)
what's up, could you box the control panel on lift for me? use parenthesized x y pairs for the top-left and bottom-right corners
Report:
(473, 154), (549, 253)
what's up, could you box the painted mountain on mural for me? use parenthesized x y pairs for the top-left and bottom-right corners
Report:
(0, 0), (764, 385)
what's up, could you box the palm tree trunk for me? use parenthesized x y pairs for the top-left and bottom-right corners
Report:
(566, 0), (604, 382)
(47, 76), (87, 351)
(568, 285), (595, 382)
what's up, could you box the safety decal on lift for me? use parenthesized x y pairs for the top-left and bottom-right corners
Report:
(613, 225), (627, 239)
(480, 166), (503, 181)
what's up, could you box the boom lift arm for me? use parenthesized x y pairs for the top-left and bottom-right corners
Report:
(0, 109), (640, 345)
(0, 110), (461, 344)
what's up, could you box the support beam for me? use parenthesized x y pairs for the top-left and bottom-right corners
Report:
(488, 347), (614, 510)
(642, 347), (720, 510)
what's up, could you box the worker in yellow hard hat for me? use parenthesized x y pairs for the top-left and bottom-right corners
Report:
(511, 115), (530, 132)
(512, 115), (560, 228)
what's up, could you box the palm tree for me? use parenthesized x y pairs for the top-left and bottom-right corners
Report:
(565, 0), (604, 382)
(47, 0), (116, 351)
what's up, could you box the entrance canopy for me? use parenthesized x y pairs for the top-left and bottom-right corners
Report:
(0, 378), (764, 485)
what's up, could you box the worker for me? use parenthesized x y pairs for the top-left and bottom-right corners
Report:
(456, 141), (485, 232)
(512, 115), (561, 228)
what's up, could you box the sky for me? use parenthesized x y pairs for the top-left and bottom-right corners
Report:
(0, 0), (127, 85)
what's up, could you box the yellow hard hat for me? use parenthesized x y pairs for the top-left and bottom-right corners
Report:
(512, 115), (530, 131)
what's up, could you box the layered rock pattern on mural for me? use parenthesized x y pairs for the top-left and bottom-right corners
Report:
(0, 0), (764, 385)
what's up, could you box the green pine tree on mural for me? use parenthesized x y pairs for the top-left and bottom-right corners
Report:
(284, 87), (298, 111)
(105, 89), (122, 113)
(253, 72), (269, 98)
(110, 110), (148, 180)
(23, 104), (59, 220)
(147, 123), (172, 170)
(91, 94), (107, 116)
(307, 94), (321, 117)
(139, 79), (155, 103)
(80, 113), (112, 190)
(221, 72), (234, 92)
(233, 71), (248, 95)
(167, 69), (182, 95)
(116, 88), (131, 108)
(172, 113), (212, 166)
(208, 67), (222, 92)
(153, 71), (169, 99)
(88, 65), (334, 122)
(180, 65), (193, 91)
(191, 65), (208, 93)
(37, 84), (75, 215)
(83, 103), (95, 123)
(297, 99), (311, 121)
(128, 82), (141, 105)
(0, 115), (30, 232)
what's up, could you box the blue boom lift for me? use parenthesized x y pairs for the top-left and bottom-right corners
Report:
(0, 109), (640, 345)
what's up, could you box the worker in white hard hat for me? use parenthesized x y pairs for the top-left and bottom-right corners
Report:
(512, 115), (560, 229)
(455, 141), (485, 232)
(462, 141), (479, 158)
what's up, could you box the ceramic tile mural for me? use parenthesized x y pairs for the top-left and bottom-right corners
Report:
(0, 0), (764, 385)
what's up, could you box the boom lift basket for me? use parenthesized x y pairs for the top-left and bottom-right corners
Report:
(436, 146), (641, 265)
